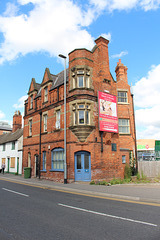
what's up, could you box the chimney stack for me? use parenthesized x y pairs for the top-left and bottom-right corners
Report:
(94, 36), (110, 80)
(115, 59), (128, 82)
(12, 111), (22, 132)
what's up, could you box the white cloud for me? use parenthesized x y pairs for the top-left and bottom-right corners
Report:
(0, 0), (96, 64)
(101, 33), (111, 41)
(111, 50), (128, 59)
(133, 64), (160, 139)
(133, 64), (160, 108)
(0, 110), (5, 120)
(89, 0), (160, 11)
(0, 0), (160, 64)
(13, 95), (28, 109)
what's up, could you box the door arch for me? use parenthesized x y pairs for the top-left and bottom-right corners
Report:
(75, 151), (91, 181)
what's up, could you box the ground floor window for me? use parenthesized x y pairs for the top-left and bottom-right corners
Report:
(51, 148), (64, 171)
(122, 155), (126, 164)
(43, 151), (46, 170)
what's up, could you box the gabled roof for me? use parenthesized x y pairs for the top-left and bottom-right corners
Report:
(28, 78), (41, 94)
(33, 68), (69, 98)
(50, 68), (69, 90)
(0, 128), (23, 145)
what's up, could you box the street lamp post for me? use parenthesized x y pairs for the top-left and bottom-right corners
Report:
(58, 54), (67, 184)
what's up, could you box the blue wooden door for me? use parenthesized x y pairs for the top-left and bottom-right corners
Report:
(75, 151), (91, 181)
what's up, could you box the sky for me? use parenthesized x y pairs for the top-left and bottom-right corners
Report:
(0, 0), (160, 140)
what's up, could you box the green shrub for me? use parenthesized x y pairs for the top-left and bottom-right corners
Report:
(141, 171), (147, 180)
(124, 164), (132, 179)
(90, 180), (95, 185)
(136, 172), (141, 180)
(98, 181), (108, 185)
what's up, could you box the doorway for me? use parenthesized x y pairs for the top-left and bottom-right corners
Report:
(75, 151), (91, 181)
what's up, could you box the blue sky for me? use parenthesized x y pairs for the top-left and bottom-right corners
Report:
(0, 0), (160, 139)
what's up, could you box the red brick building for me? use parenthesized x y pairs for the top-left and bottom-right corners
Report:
(23, 36), (136, 182)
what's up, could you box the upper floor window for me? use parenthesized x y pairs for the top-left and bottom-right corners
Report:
(44, 87), (48, 102)
(12, 141), (15, 150)
(73, 103), (90, 125)
(71, 68), (91, 89)
(56, 110), (61, 129)
(2, 144), (5, 151)
(29, 119), (32, 136)
(118, 119), (130, 134)
(30, 95), (33, 109)
(43, 114), (47, 132)
(118, 91), (127, 103)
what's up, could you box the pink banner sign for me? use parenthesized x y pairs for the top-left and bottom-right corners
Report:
(98, 91), (118, 133)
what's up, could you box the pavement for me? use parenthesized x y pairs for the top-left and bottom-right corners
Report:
(0, 173), (160, 204)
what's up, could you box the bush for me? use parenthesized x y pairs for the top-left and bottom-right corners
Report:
(90, 180), (95, 185)
(124, 164), (132, 179)
(136, 172), (141, 180)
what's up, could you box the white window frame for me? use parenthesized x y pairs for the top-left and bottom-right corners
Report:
(44, 87), (48, 102)
(30, 95), (33, 109)
(56, 110), (60, 129)
(43, 114), (47, 132)
(118, 119), (130, 134)
(29, 119), (32, 136)
(77, 75), (84, 88)
(73, 103), (90, 126)
(118, 91), (128, 103)
(122, 155), (126, 164)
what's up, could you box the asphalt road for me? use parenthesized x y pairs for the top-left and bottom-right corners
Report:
(0, 179), (160, 240)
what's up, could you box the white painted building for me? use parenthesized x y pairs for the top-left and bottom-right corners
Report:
(0, 128), (23, 175)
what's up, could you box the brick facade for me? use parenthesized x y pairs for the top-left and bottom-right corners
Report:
(23, 36), (136, 182)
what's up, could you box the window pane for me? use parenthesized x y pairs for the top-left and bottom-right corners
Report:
(86, 77), (89, 88)
(78, 76), (83, 87)
(86, 111), (89, 124)
(122, 155), (126, 163)
(79, 105), (84, 108)
(52, 149), (64, 170)
(79, 110), (84, 124)
(118, 91), (127, 103)
(119, 119), (129, 134)
(84, 155), (89, 169)
(77, 155), (81, 169)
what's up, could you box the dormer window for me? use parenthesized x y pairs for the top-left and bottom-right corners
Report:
(44, 87), (48, 102)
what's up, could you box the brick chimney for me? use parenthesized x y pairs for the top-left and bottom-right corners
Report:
(12, 111), (22, 132)
(94, 36), (110, 79)
(115, 59), (128, 82)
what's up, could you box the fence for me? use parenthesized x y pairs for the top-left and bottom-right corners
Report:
(138, 161), (160, 177)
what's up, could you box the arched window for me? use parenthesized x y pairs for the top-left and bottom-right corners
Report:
(43, 151), (46, 170)
(51, 148), (64, 171)
(28, 152), (31, 167)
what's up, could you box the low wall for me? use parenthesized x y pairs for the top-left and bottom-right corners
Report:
(138, 161), (160, 177)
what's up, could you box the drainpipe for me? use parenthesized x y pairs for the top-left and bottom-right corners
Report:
(39, 111), (42, 179)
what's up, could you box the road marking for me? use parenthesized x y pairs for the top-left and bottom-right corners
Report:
(2, 188), (29, 197)
(1, 177), (160, 207)
(58, 203), (158, 227)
